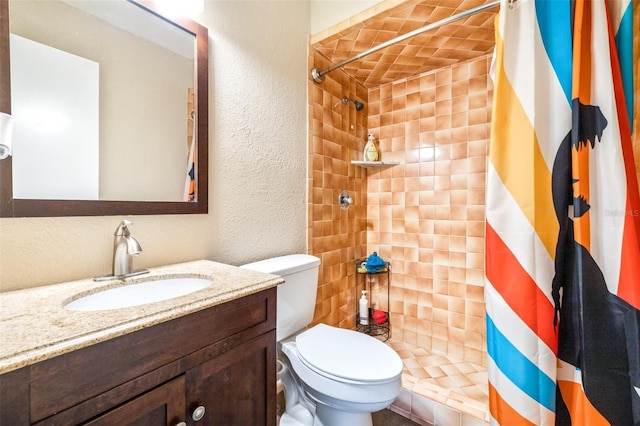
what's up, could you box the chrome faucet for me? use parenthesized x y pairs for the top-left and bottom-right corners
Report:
(95, 220), (149, 281)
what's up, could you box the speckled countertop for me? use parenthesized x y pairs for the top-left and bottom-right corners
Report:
(0, 260), (284, 375)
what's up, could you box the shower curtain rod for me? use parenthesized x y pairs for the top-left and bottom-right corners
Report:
(310, 0), (501, 84)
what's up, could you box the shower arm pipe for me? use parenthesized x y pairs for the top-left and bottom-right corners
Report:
(310, 0), (501, 84)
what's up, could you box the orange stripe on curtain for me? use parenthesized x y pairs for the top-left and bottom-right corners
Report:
(557, 380), (609, 425)
(486, 223), (557, 353)
(488, 382), (537, 425)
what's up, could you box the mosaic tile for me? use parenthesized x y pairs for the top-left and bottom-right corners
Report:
(391, 338), (489, 421)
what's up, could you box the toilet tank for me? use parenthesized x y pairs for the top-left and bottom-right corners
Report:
(241, 254), (320, 341)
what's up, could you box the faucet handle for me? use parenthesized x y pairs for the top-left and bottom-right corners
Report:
(115, 220), (134, 236)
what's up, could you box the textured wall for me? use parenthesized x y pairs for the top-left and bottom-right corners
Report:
(0, 1), (310, 291)
(309, 0), (380, 35)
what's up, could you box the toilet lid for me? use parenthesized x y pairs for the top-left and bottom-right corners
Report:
(295, 324), (403, 383)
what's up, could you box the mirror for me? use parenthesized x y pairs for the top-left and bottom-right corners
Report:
(0, 0), (208, 217)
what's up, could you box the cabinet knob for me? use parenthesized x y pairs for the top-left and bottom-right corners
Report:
(191, 405), (206, 421)
(174, 423), (187, 426)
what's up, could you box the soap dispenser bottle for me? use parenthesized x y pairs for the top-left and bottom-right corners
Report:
(363, 134), (379, 162)
(359, 290), (369, 325)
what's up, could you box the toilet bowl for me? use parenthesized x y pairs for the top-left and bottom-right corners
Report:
(282, 324), (402, 425)
(241, 255), (403, 426)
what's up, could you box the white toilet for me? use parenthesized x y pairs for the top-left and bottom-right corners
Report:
(241, 254), (403, 426)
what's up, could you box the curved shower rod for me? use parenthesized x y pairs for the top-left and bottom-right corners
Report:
(310, 0), (501, 84)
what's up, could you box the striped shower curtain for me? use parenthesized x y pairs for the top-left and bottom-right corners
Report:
(485, 0), (638, 424)
(184, 123), (196, 202)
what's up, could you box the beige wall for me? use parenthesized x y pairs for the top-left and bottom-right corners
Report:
(0, 1), (310, 291)
(310, 0), (381, 35)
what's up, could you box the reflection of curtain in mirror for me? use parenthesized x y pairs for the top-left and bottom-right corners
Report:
(184, 88), (196, 202)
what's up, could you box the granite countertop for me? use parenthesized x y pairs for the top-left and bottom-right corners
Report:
(0, 260), (284, 375)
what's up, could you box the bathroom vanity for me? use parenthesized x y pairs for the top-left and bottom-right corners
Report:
(0, 261), (282, 425)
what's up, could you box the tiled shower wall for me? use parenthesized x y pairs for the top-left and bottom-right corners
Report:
(365, 55), (491, 366)
(307, 51), (370, 329)
(308, 48), (491, 365)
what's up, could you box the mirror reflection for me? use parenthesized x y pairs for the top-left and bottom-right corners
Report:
(9, 0), (196, 202)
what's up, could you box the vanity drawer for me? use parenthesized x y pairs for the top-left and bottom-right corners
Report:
(27, 288), (276, 423)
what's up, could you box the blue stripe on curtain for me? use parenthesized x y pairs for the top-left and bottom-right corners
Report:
(487, 315), (557, 412)
(535, 0), (572, 106)
(614, 3), (634, 126)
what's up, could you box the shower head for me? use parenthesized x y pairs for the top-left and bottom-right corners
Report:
(343, 97), (365, 111)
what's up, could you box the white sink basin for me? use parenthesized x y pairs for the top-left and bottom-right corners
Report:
(65, 278), (213, 311)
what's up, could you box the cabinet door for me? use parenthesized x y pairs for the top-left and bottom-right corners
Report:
(84, 376), (186, 426)
(186, 331), (276, 426)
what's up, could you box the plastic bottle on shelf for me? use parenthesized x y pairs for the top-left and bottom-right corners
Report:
(359, 290), (369, 325)
(363, 134), (379, 162)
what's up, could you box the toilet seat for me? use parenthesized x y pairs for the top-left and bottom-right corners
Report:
(281, 324), (403, 412)
(295, 324), (403, 384)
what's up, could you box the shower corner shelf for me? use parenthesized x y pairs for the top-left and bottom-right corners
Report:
(354, 258), (391, 342)
(351, 160), (400, 168)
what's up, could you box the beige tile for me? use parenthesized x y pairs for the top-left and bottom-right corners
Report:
(414, 383), (449, 406)
(435, 402), (462, 426)
(461, 412), (490, 426)
(392, 387), (413, 413)
(411, 393), (436, 425)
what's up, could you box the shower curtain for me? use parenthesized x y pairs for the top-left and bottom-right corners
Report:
(184, 130), (196, 202)
(485, 0), (638, 424)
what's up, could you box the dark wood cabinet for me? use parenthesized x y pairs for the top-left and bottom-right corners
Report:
(85, 376), (186, 426)
(0, 288), (277, 426)
(187, 332), (275, 425)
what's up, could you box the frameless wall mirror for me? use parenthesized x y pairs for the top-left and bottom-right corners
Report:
(0, 0), (208, 217)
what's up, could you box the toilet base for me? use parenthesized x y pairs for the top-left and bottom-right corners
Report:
(316, 404), (372, 426)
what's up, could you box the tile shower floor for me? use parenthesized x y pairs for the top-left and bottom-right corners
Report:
(387, 338), (490, 423)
